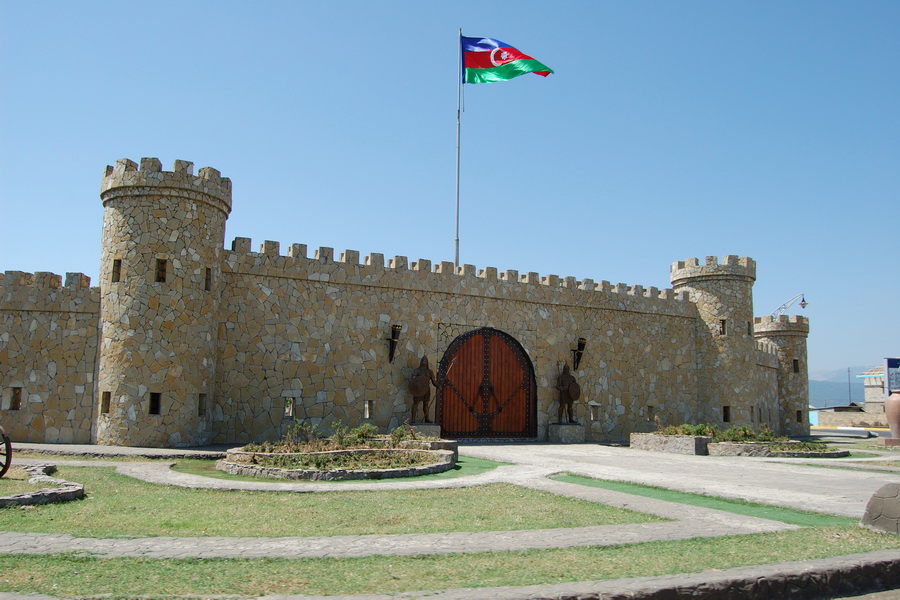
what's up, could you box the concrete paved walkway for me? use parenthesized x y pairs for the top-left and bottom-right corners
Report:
(4, 441), (900, 599)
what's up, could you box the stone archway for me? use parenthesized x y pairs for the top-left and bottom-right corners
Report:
(436, 328), (537, 438)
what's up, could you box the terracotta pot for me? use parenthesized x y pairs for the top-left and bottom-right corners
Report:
(887, 391), (900, 439)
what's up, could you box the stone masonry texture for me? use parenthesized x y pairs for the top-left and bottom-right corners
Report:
(0, 158), (810, 446)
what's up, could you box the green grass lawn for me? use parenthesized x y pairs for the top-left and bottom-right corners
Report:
(3, 456), (900, 597)
(0, 466), (663, 538)
(0, 467), (41, 496)
(2, 526), (897, 598)
(551, 473), (856, 527)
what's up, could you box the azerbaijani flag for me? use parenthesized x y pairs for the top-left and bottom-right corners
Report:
(461, 36), (554, 84)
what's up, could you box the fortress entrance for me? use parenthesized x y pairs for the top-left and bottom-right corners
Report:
(436, 328), (537, 439)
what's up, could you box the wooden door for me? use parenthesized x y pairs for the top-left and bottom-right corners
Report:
(436, 328), (536, 438)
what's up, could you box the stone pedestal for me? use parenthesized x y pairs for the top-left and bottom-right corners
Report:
(548, 423), (585, 444)
(410, 424), (441, 439)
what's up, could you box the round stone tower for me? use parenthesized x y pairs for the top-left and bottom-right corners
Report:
(95, 158), (231, 447)
(754, 315), (810, 436)
(670, 256), (757, 426)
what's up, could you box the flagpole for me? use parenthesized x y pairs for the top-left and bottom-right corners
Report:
(454, 28), (462, 269)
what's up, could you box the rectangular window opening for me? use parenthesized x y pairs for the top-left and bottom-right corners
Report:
(719, 320), (727, 335)
(155, 259), (167, 283)
(364, 399), (375, 420)
(283, 397), (295, 419)
(792, 359), (800, 373)
(747, 321), (752, 336)
(647, 405), (655, 422)
(796, 410), (803, 423)
(101, 391), (111, 414)
(722, 405), (731, 423)
(111, 259), (122, 283)
(204, 268), (212, 292)
(198, 393), (207, 417)
(149, 392), (161, 415)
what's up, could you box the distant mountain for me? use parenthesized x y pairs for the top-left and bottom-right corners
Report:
(809, 379), (865, 408)
(808, 366), (871, 382)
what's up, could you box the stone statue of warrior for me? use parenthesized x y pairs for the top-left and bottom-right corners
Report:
(408, 356), (437, 423)
(556, 362), (581, 424)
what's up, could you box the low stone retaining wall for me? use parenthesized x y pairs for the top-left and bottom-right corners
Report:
(217, 448), (456, 481)
(0, 464), (85, 508)
(709, 442), (772, 457)
(399, 439), (458, 462)
(769, 448), (850, 458)
(709, 442), (849, 458)
(630, 433), (711, 455)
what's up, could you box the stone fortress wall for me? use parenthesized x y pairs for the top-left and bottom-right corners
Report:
(0, 158), (810, 446)
(0, 272), (98, 442)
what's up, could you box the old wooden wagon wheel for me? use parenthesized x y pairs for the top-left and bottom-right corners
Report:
(0, 425), (11, 478)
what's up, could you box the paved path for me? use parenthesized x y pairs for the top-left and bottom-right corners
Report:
(458, 443), (900, 518)
(4, 441), (900, 599)
(1, 465), (797, 559)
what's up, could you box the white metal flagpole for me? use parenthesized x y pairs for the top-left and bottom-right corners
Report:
(455, 28), (462, 269)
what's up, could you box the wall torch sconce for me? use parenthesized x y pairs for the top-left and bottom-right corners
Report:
(387, 324), (402, 363)
(572, 337), (587, 370)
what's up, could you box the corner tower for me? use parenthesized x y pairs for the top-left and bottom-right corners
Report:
(95, 158), (231, 447)
(671, 256), (757, 427)
(754, 315), (810, 436)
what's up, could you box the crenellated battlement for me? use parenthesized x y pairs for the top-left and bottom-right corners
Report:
(755, 339), (780, 369)
(669, 255), (756, 287)
(754, 314), (810, 336)
(1, 270), (99, 313)
(0, 156), (812, 446)
(100, 157), (232, 216)
(1, 270), (92, 289)
(222, 237), (693, 316)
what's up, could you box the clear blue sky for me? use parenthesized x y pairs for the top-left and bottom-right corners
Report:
(1, 1), (897, 377)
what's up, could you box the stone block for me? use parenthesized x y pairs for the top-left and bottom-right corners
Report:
(406, 424), (441, 438)
(549, 423), (585, 443)
(630, 433), (711, 455)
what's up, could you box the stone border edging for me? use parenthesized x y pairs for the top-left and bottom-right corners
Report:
(0, 464), (84, 508)
(217, 449), (455, 481)
(16, 448), (227, 460)
(340, 550), (900, 600)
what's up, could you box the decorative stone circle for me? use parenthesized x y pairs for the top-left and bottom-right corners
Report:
(861, 483), (900, 535)
(216, 447), (456, 481)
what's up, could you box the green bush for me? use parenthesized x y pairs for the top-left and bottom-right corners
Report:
(347, 423), (379, 446)
(656, 423), (717, 437)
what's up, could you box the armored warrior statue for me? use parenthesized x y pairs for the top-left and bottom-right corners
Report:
(408, 356), (437, 423)
(556, 362), (581, 424)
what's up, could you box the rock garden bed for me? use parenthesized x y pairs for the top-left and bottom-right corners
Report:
(709, 441), (849, 458)
(215, 422), (458, 481)
(631, 424), (843, 457)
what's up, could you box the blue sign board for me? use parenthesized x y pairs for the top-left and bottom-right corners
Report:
(887, 358), (900, 397)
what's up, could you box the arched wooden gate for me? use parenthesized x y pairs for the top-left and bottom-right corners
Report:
(436, 328), (537, 438)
